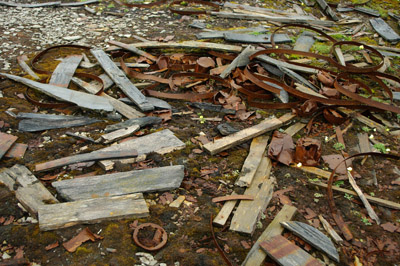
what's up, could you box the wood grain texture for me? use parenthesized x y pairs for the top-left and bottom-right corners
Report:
(18, 115), (100, 132)
(0, 132), (18, 159)
(100, 125), (140, 144)
(318, 215), (343, 244)
(4, 143), (28, 158)
(38, 193), (149, 231)
(49, 55), (83, 88)
(370, 18), (400, 42)
(213, 192), (238, 227)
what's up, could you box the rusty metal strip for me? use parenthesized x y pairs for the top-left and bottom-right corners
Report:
(210, 215), (233, 266)
(169, 0), (220, 15)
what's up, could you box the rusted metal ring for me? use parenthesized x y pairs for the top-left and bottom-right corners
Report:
(133, 223), (167, 251)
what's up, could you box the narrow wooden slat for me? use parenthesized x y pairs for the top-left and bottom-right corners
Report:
(108, 40), (157, 61)
(49, 55), (83, 88)
(4, 143), (28, 158)
(0, 132), (18, 159)
(318, 215), (343, 244)
(370, 18), (400, 42)
(100, 125), (140, 144)
(284, 122), (306, 137)
(213, 192), (238, 227)
(17, 55), (40, 80)
(212, 195), (254, 203)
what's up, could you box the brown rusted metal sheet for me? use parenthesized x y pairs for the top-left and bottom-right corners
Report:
(259, 235), (323, 266)
(0, 132), (18, 160)
(5, 143), (28, 159)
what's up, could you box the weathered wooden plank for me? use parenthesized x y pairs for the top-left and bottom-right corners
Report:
(0, 73), (114, 112)
(223, 2), (287, 15)
(213, 192), (238, 227)
(98, 129), (185, 169)
(105, 116), (162, 132)
(35, 149), (138, 172)
(49, 55), (83, 88)
(17, 55), (40, 80)
(212, 194), (254, 203)
(59, 0), (99, 7)
(0, 132), (18, 159)
(196, 26), (268, 40)
(71, 77), (144, 119)
(223, 33), (292, 44)
(18, 115), (100, 132)
(292, 165), (332, 179)
(293, 32), (315, 52)
(235, 136), (270, 187)
(354, 113), (388, 136)
(0, 1), (61, 7)
(108, 40), (157, 61)
(370, 18), (400, 43)
(90, 48), (154, 112)
(281, 221), (339, 262)
(4, 143), (28, 158)
(284, 122), (306, 137)
(204, 113), (294, 155)
(259, 235), (323, 266)
(318, 215), (343, 244)
(231, 157), (274, 234)
(257, 54), (318, 74)
(280, 67), (319, 92)
(220, 45), (255, 79)
(315, 0), (338, 21)
(241, 205), (297, 266)
(99, 125), (140, 144)
(38, 193), (149, 231)
(52, 165), (184, 201)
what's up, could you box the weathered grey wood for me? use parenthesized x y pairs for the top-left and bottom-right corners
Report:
(354, 113), (388, 136)
(315, 0), (338, 21)
(98, 129), (185, 169)
(220, 45), (255, 79)
(0, 73), (113, 112)
(49, 55), (83, 88)
(35, 149), (138, 172)
(196, 27), (268, 39)
(100, 125), (140, 144)
(71, 77), (144, 119)
(38, 193), (149, 231)
(256, 55), (318, 74)
(52, 165), (184, 201)
(235, 136), (270, 187)
(241, 205), (297, 266)
(260, 235), (324, 266)
(370, 18), (400, 43)
(223, 2), (287, 15)
(281, 221), (339, 262)
(213, 192), (238, 227)
(357, 133), (372, 165)
(108, 40), (157, 61)
(231, 157), (274, 234)
(204, 113), (294, 155)
(18, 115), (100, 132)
(17, 112), (87, 120)
(353, 7), (380, 17)
(334, 47), (346, 66)
(223, 33), (292, 44)
(0, 132), (18, 159)
(146, 97), (172, 110)
(293, 32), (315, 52)
(90, 48), (154, 112)
(17, 55), (40, 80)
(0, 1), (61, 7)
(97, 73), (114, 90)
(60, 0), (99, 7)
(318, 215), (343, 244)
(105, 116), (162, 132)
(279, 66), (319, 92)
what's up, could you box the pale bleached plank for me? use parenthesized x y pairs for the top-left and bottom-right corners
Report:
(17, 55), (40, 80)
(213, 192), (238, 227)
(284, 122), (306, 137)
(318, 215), (343, 244)
(38, 193), (149, 231)
(100, 125), (140, 144)
(49, 55), (83, 88)
(108, 40), (157, 61)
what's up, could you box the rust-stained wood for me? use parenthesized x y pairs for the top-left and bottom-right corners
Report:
(213, 192), (238, 227)
(0, 132), (18, 159)
(35, 149), (138, 172)
(230, 157), (274, 235)
(49, 55), (83, 88)
(0, 73), (114, 112)
(5, 143), (28, 158)
(38, 193), (149, 231)
(108, 40), (157, 61)
(242, 204), (297, 266)
(17, 55), (40, 80)
(318, 215), (343, 244)
(259, 235), (323, 266)
(212, 194), (254, 203)
(235, 136), (270, 187)
(204, 113), (294, 155)
(91, 48), (153, 112)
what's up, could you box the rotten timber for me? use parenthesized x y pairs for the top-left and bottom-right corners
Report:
(38, 193), (149, 231)
(35, 149), (138, 172)
(196, 26), (268, 40)
(90, 48), (154, 112)
(256, 54), (318, 74)
(242, 205), (297, 266)
(52, 165), (185, 201)
(220, 45), (255, 79)
(315, 0), (338, 21)
(17, 55), (40, 80)
(319, 215), (343, 244)
(370, 18), (400, 43)
(49, 55), (83, 88)
(0, 73), (114, 112)
(204, 113), (294, 155)
(0, 132), (18, 160)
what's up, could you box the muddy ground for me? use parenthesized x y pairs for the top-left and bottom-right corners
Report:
(1, 0), (400, 265)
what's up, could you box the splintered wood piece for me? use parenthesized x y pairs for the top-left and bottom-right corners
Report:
(17, 55), (40, 80)
(242, 205), (297, 266)
(354, 113), (388, 136)
(98, 129), (185, 169)
(108, 40), (157, 61)
(100, 125), (140, 144)
(291, 165), (332, 179)
(52, 165), (185, 201)
(90, 49), (153, 112)
(213, 192), (238, 227)
(357, 133), (372, 165)
(315, 0), (338, 21)
(38, 193), (149, 231)
(293, 32), (315, 52)
(18, 115), (100, 132)
(204, 113), (294, 155)
(318, 215), (343, 244)
(223, 33), (292, 44)
(0, 1), (60, 7)
(5, 143), (28, 158)
(257, 54), (318, 74)
(71, 77), (144, 119)
(370, 18), (400, 43)
(0, 132), (18, 159)
(259, 235), (323, 266)
(220, 45), (255, 79)
(0, 73), (114, 111)
(235, 136), (270, 187)
(35, 149), (138, 172)
(334, 47), (346, 66)
(212, 194), (254, 203)
(105, 116), (161, 132)
(230, 157), (273, 234)
(284, 122), (306, 137)
(280, 221), (339, 262)
(49, 55), (83, 88)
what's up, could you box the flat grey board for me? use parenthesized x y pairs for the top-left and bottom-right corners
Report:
(18, 117), (100, 132)
(293, 32), (315, 52)
(370, 18), (400, 42)
(394, 92), (400, 101)
(38, 193), (149, 231)
(90, 49), (154, 112)
(52, 165), (185, 201)
(315, 0), (338, 21)
(105, 116), (162, 132)
(17, 113), (93, 120)
(0, 1), (61, 7)
(49, 55), (83, 88)
(224, 33), (292, 44)
(280, 221), (339, 262)
(196, 27), (268, 39)
(0, 73), (114, 112)
(120, 97), (172, 110)
(353, 7), (380, 17)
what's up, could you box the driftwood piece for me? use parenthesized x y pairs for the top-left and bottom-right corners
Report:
(35, 149), (138, 172)
(259, 235), (324, 266)
(231, 157), (274, 234)
(52, 165), (185, 201)
(105, 116), (162, 132)
(213, 192), (238, 227)
(71, 77), (144, 119)
(242, 205), (297, 266)
(315, 0), (338, 21)
(91, 48), (153, 112)
(220, 45), (255, 79)
(17, 55), (40, 80)
(0, 132), (18, 159)
(38, 193), (149, 231)
(204, 113), (294, 155)
(4, 143), (28, 159)
(370, 18), (400, 43)
(318, 215), (343, 244)
(235, 136), (270, 187)
(49, 55), (83, 88)
(293, 32), (315, 52)
(0, 73), (114, 112)
(281, 221), (339, 262)
(108, 40), (157, 61)
(99, 125), (140, 144)
(223, 33), (292, 44)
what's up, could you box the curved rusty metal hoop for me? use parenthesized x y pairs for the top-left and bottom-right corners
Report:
(133, 223), (168, 251)
(169, 0), (220, 15)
